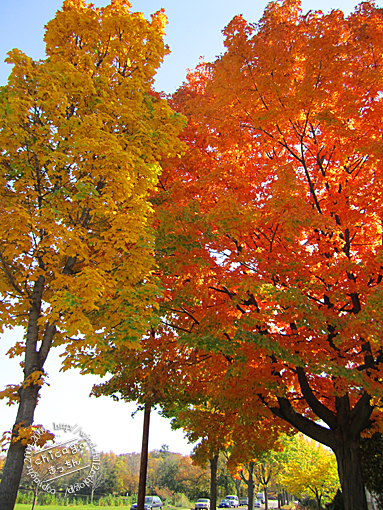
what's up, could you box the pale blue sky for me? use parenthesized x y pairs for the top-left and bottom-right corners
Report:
(0, 0), (363, 92)
(0, 0), (374, 455)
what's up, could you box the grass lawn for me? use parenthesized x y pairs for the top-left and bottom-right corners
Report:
(15, 505), (191, 510)
(15, 506), (132, 510)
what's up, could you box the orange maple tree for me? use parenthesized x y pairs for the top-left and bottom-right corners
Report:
(155, 2), (383, 510)
(91, 326), (210, 509)
(92, 321), (286, 509)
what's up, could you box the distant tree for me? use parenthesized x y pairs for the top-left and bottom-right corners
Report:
(176, 456), (210, 500)
(254, 461), (275, 510)
(157, 452), (183, 494)
(217, 456), (236, 498)
(20, 455), (57, 510)
(280, 435), (340, 510)
(159, 445), (170, 458)
(125, 453), (141, 495)
(89, 463), (105, 505)
(154, 485), (174, 503)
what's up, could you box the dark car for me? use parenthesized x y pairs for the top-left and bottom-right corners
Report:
(131, 496), (163, 510)
(219, 500), (232, 508)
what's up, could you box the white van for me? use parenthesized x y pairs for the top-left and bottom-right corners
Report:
(226, 496), (239, 508)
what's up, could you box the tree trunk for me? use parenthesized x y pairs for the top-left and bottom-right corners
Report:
(269, 370), (373, 510)
(210, 454), (219, 510)
(138, 403), (151, 510)
(248, 462), (254, 510)
(235, 478), (241, 498)
(0, 276), (55, 510)
(0, 372), (41, 509)
(332, 437), (366, 510)
(31, 487), (38, 510)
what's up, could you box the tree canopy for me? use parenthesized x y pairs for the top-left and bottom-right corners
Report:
(280, 435), (340, 510)
(155, 2), (383, 510)
(0, 1), (184, 508)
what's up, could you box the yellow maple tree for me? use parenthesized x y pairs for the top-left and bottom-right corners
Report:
(280, 435), (340, 510)
(0, 1), (184, 508)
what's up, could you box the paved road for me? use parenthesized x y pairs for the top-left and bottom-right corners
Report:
(238, 502), (280, 510)
(264, 501), (279, 509)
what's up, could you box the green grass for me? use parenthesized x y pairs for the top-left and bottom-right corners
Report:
(15, 506), (132, 510)
(15, 505), (191, 510)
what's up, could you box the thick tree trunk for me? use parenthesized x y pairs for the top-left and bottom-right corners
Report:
(0, 441), (27, 510)
(332, 438), (366, 510)
(0, 383), (40, 509)
(268, 369), (373, 510)
(210, 454), (219, 510)
(269, 406), (369, 510)
(248, 462), (254, 510)
(138, 403), (151, 510)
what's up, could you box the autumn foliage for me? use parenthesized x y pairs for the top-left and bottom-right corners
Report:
(0, 1), (183, 508)
(280, 435), (340, 510)
(3, 0), (383, 508)
(154, 2), (383, 510)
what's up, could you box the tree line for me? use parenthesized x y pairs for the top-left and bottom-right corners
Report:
(2, 436), (347, 509)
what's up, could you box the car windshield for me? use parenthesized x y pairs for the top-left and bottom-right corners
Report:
(199, 500), (209, 503)
(145, 498), (154, 504)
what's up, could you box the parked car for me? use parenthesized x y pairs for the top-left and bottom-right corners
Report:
(219, 500), (232, 508)
(239, 499), (248, 507)
(131, 496), (163, 510)
(195, 499), (211, 510)
(254, 501), (261, 508)
(226, 496), (239, 508)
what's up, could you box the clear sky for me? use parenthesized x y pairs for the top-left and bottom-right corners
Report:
(0, 0), (374, 456)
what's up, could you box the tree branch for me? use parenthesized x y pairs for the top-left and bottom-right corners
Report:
(269, 396), (335, 449)
(296, 366), (337, 429)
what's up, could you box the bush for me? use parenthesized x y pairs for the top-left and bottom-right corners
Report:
(16, 490), (34, 504)
(97, 493), (128, 506)
(299, 497), (318, 510)
(172, 493), (191, 508)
